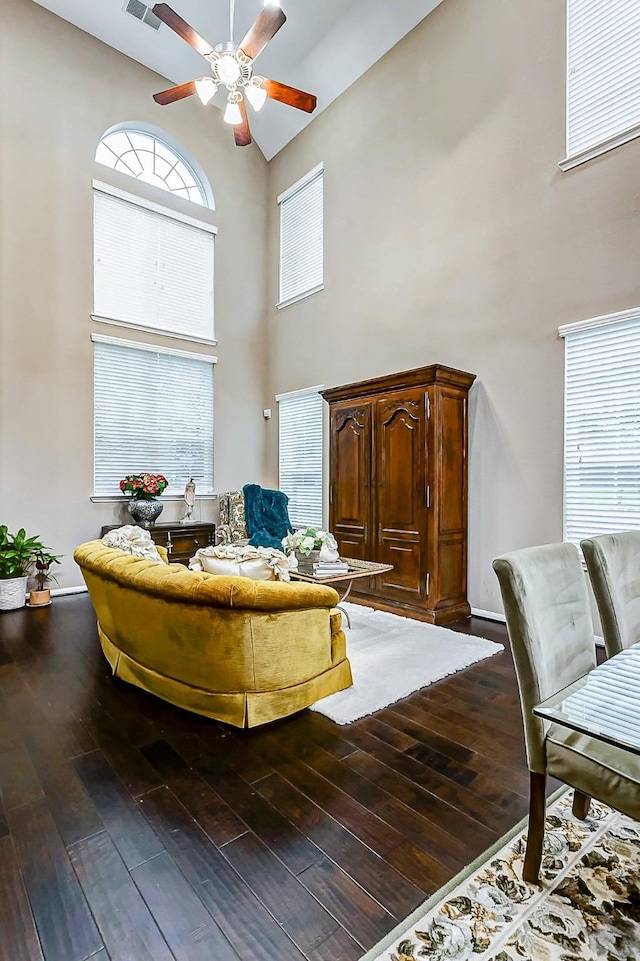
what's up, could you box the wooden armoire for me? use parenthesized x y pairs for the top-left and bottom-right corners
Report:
(322, 365), (476, 625)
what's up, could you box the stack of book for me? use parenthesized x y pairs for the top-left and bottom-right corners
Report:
(313, 559), (350, 577)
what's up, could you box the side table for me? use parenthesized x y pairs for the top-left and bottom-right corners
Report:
(290, 558), (394, 628)
(100, 522), (216, 566)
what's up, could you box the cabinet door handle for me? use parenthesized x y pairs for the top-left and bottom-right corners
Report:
(193, 538), (199, 546)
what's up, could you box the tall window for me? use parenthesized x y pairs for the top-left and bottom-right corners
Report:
(278, 163), (324, 308)
(96, 128), (208, 206)
(93, 182), (215, 342)
(93, 337), (215, 496)
(277, 387), (324, 528)
(565, 0), (640, 166)
(92, 127), (216, 497)
(561, 308), (640, 543)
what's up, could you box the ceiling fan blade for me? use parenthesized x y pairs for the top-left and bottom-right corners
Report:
(153, 80), (199, 105)
(151, 4), (214, 58)
(238, 6), (286, 61)
(234, 100), (252, 147)
(263, 79), (317, 113)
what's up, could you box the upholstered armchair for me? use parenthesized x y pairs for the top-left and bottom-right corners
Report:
(216, 486), (293, 551)
(216, 490), (249, 546)
(493, 542), (640, 883)
(581, 531), (640, 658)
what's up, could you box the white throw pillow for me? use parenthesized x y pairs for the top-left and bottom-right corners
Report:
(189, 545), (297, 581)
(102, 525), (164, 564)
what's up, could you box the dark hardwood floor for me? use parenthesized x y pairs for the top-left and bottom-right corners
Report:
(0, 596), (547, 961)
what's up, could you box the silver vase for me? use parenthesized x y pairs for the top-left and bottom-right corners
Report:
(128, 498), (163, 528)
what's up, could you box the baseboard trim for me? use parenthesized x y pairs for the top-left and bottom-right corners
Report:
(471, 607), (506, 623)
(52, 586), (88, 597)
(471, 607), (605, 650)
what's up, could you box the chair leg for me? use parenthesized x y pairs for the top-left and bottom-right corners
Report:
(523, 771), (546, 884)
(572, 790), (591, 820)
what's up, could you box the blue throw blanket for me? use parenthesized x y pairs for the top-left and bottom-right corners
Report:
(243, 484), (293, 550)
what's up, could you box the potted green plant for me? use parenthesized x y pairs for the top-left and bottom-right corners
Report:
(29, 550), (62, 607)
(0, 526), (46, 611)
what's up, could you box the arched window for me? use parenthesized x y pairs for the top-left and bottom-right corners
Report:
(96, 126), (210, 207)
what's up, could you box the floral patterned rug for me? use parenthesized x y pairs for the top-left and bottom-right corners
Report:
(362, 791), (640, 961)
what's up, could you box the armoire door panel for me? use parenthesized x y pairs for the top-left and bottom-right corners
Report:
(334, 526), (367, 561)
(439, 538), (466, 601)
(439, 390), (467, 534)
(330, 403), (373, 586)
(374, 391), (426, 604)
(377, 540), (423, 597)
(376, 400), (422, 530)
(330, 405), (371, 529)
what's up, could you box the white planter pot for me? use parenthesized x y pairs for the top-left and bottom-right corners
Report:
(0, 576), (28, 611)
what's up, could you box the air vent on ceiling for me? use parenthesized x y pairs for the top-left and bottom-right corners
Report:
(124, 0), (162, 30)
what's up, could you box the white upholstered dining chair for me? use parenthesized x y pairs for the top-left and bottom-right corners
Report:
(493, 541), (640, 883)
(581, 531), (640, 659)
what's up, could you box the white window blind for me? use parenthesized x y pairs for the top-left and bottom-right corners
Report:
(277, 387), (324, 528)
(562, 310), (640, 543)
(567, 0), (640, 157)
(94, 186), (215, 340)
(93, 336), (215, 496)
(278, 164), (323, 308)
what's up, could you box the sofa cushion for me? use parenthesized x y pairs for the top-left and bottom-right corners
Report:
(102, 525), (163, 563)
(189, 544), (297, 581)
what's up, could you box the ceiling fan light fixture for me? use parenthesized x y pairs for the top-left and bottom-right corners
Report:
(194, 77), (218, 105)
(217, 53), (242, 86)
(223, 95), (244, 125)
(245, 80), (267, 112)
(151, 2), (316, 147)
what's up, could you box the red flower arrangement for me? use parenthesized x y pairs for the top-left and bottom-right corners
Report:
(119, 473), (168, 500)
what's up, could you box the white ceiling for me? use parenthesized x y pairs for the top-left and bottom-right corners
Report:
(31, 0), (443, 159)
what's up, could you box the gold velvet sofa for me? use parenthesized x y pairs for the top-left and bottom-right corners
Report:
(74, 540), (352, 728)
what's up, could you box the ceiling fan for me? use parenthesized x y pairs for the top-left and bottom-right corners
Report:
(151, 1), (317, 147)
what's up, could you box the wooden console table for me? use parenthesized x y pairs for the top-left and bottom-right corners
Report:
(100, 522), (216, 566)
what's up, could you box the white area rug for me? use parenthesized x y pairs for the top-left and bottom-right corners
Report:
(311, 603), (503, 724)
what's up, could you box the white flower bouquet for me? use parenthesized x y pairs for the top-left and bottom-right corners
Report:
(282, 528), (338, 557)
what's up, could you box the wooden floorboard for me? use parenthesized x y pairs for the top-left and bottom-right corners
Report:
(0, 835), (44, 961)
(0, 595), (547, 961)
(68, 831), (174, 961)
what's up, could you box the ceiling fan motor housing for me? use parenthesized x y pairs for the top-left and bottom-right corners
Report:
(208, 43), (253, 90)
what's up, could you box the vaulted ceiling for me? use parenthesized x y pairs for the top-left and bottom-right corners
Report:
(32, 0), (444, 159)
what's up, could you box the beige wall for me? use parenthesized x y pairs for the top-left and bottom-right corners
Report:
(0, 0), (270, 587)
(265, 0), (640, 615)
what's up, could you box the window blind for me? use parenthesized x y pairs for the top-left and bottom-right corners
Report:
(93, 337), (215, 496)
(567, 0), (640, 156)
(278, 164), (323, 307)
(562, 311), (640, 543)
(277, 387), (324, 528)
(94, 187), (214, 340)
